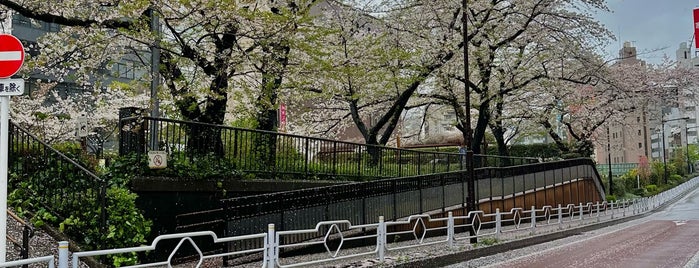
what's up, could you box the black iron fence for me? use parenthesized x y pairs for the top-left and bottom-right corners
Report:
(8, 121), (107, 248)
(175, 158), (604, 248)
(119, 116), (540, 180)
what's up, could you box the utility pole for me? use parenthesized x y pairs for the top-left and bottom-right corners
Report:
(149, 8), (160, 150)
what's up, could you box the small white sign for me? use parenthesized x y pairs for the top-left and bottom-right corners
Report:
(148, 151), (167, 169)
(0, 79), (24, 96)
(76, 117), (88, 137)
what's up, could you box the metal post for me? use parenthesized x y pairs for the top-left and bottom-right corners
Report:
(148, 8), (160, 150)
(447, 212), (454, 248)
(0, 96), (9, 262)
(607, 126), (613, 195)
(611, 201), (615, 219)
(377, 216), (385, 261)
(662, 121), (668, 184)
(466, 150), (476, 243)
(57, 241), (69, 268)
(557, 204), (562, 230)
(495, 209), (501, 239)
(686, 125), (692, 174)
(530, 206), (536, 235)
(266, 224), (276, 268)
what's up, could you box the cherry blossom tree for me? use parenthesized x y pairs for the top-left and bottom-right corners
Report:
(0, 0), (323, 155)
(10, 81), (149, 143)
(288, 0), (462, 150)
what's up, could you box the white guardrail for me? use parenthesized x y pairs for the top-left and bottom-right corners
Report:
(2, 177), (698, 268)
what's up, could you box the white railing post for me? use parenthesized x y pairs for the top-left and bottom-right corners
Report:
(595, 202), (600, 222)
(447, 212), (454, 248)
(557, 204), (562, 230)
(530, 206), (536, 235)
(610, 201), (615, 219)
(578, 203), (583, 221)
(58, 241), (69, 268)
(266, 224), (276, 268)
(377, 216), (386, 262)
(495, 209), (501, 240)
(622, 200), (626, 217)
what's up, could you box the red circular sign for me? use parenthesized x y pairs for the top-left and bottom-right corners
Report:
(0, 34), (25, 78)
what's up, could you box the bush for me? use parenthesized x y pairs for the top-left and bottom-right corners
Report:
(611, 177), (627, 197)
(669, 174), (683, 185)
(9, 142), (152, 266)
(632, 187), (647, 197)
(645, 184), (658, 195)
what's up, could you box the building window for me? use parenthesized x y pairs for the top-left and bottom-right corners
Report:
(638, 142), (642, 149)
(45, 22), (60, 32)
(114, 62), (135, 79)
(637, 116), (641, 123)
(11, 14), (32, 26)
(638, 129), (641, 136)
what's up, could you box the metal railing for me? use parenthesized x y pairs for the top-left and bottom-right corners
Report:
(7, 211), (33, 268)
(8, 121), (107, 248)
(596, 163), (639, 177)
(176, 158), (603, 241)
(119, 116), (539, 180)
(8, 177), (696, 268)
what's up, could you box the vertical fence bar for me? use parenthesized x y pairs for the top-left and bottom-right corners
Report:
(21, 225), (29, 268)
(99, 179), (107, 250)
(393, 180), (398, 220)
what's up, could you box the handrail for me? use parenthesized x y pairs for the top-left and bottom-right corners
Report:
(9, 122), (103, 183)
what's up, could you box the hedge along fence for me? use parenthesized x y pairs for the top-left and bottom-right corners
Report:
(8, 121), (152, 266)
(119, 116), (540, 181)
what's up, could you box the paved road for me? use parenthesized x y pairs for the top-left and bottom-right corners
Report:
(451, 186), (699, 268)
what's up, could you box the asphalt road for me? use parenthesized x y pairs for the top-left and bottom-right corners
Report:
(450, 186), (699, 268)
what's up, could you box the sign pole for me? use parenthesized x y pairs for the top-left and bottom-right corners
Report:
(0, 33), (25, 263)
(0, 96), (9, 262)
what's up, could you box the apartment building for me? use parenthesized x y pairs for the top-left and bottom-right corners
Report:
(596, 42), (699, 167)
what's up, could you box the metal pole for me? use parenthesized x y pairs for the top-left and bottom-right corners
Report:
(58, 241), (69, 268)
(0, 96), (8, 262)
(607, 126), (613, 195)
(686, 125), (691, 174)
(462, 0), (477, 245)
(662, 121), (668, 184)
(149, 8), (160, 150)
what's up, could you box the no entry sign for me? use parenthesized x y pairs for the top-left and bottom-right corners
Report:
(0, 34), (25, 78)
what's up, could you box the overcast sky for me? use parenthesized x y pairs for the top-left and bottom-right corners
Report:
(596, 0), (699, 64)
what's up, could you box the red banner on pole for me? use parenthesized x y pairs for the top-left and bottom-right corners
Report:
(694, 8), (699, 49)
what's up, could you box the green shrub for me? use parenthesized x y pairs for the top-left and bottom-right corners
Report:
(611, 177), (627, 197)
(669, 174), (683, 185)
(632, 187), (647, 197)
(645, 184), (658, 194)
